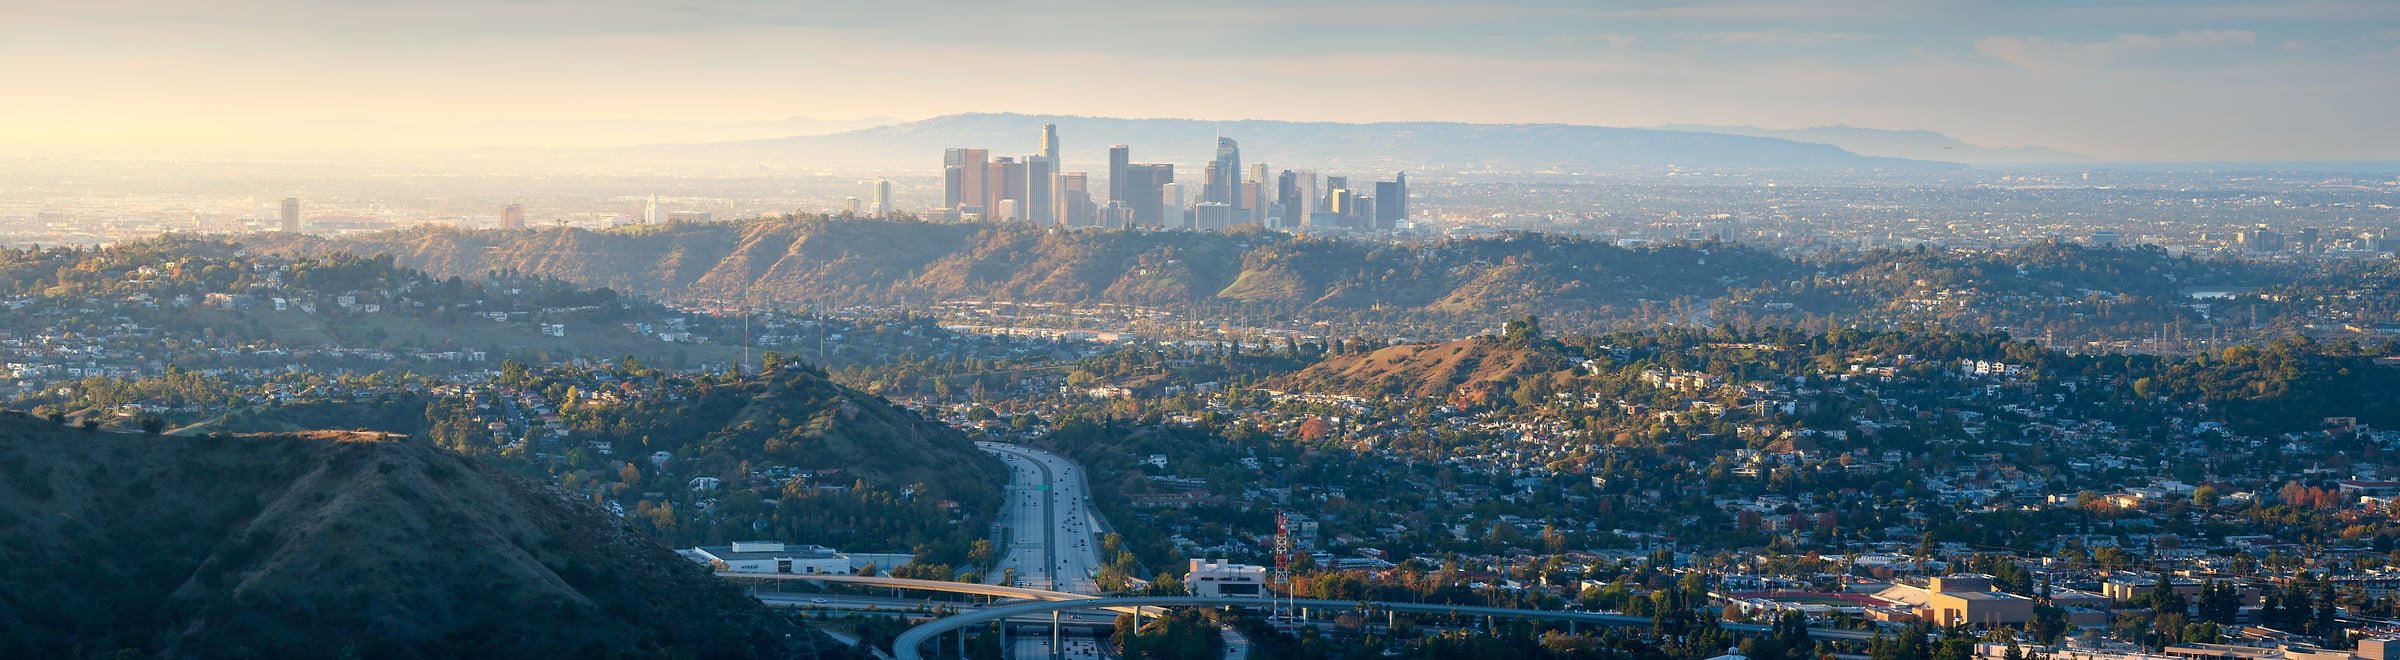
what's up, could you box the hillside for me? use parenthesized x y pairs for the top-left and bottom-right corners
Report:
(1275, 337), (1578, 404)
(0, 414), (804, 659)
(242, 219), (1808, 332)
(617, 112), (1953, 172)
(572, 362), (1007, 506)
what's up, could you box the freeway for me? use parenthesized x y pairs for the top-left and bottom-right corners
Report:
(977, 442), (1106, 595)
(725, 573), (1879, 659)
(889, 595), (1884, 660)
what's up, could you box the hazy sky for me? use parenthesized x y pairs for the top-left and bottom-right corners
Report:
(3, 0), (2395, 161)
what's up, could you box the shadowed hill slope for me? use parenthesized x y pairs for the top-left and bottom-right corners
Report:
(0, 414), (804, 659)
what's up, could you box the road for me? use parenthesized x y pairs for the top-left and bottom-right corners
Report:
(978, 442), (1107, 595)
(890, 595), (1889, 660)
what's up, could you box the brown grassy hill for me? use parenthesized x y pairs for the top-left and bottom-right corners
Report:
(582, 364), (1006, 505)
(238, 219), (1804, 331)
(0, 413), (804, 659)
(1275, 337), (1578, 403)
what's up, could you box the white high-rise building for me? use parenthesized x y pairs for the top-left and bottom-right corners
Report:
(1035, 124), (1061, 224)
(643, 194), (659, 225)
(870, 179), (892, 217)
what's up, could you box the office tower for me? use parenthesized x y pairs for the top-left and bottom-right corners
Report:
(643, 194), (660, 225)
(1107, 145), (1130, 206)
(1020, 125), (1058, 224)
(1027, 156), (1054, 224)
(1160, 182), (1185, 229)
(279, 197), (300, 233)
(1242, 182), (1267, 226)
(1374, 172), (1407, 230)
(1276, 171), (1301, 228)
(986, 157), (1026, 220)
(1194, 203), (1234, 231)
(944, 148), (988, 211)
(500, 203), (525, 230)
(1125, 164), (1174, 227)
(1246, 163), (1268, 224)
(871, 179), (892, 217)
(844, 197), (860, 215)
(1208, 138), (1241, 208)
(1201, 162), (1220, 204)
(943, 167), (964, 209)
(1293, 171), (1318, 226)
(1060, 172), (1092, 227)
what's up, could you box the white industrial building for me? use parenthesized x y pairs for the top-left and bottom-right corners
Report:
(1185, 559), (1267, 598)
(687, 541), (911, 576)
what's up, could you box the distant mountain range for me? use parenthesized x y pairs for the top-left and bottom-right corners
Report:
(606, 112), (1957, 173)
(1657, 124), (2089, 164)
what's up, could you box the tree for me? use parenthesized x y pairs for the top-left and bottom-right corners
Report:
(2193, 485), (2222, 507)
(138, 414), (166, 435)
(620, 463), (642, 484)
(1503, 315), (1545, 346)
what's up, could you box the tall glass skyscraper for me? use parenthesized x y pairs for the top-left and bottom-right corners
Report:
(1208, 138), (1241, 209)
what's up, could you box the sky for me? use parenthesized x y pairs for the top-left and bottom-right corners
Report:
(1, 0), (2395, 161)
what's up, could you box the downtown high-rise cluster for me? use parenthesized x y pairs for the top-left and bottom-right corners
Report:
(934, 125), (1410, 232)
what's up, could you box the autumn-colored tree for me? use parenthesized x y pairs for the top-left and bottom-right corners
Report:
(1294, 417), (1333, 441)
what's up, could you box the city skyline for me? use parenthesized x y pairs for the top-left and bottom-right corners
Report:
(1, 1), (2394, 161)
(938, 126), (1412, 231)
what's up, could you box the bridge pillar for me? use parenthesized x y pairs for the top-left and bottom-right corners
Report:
(1052, 610), (1062, 660)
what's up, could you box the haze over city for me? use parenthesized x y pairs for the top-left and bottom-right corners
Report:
(11, 3), (2400, 660)
(4, 0), (2396, 161)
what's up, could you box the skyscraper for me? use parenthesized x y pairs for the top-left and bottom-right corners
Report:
(871, 179), (892, 217)
(500, 203), (525, 230)
(1060, 172), (1093, 227)
(1292, 171), (1319, 226)
(644, 194), (659, 225)
(279, 197), (300, 233)
(944, 148), (988, 212)
(1374, 172), (1408, 230)
(1276, 171), (1301, 229)
(1027, 156), (1054, 224)
(1033, 124), (1060, 224)
(1126, 164), (1174, 227)
(1160, 182), (1186, 229)
(1208, 138), (1241, 209)
(986, 157), (1027, 221)
(1246, 163), (1269, 225)
(1107, 145), (1130, 206)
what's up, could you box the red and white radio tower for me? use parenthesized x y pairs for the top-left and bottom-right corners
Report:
(1273, 510), (1295, 626)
